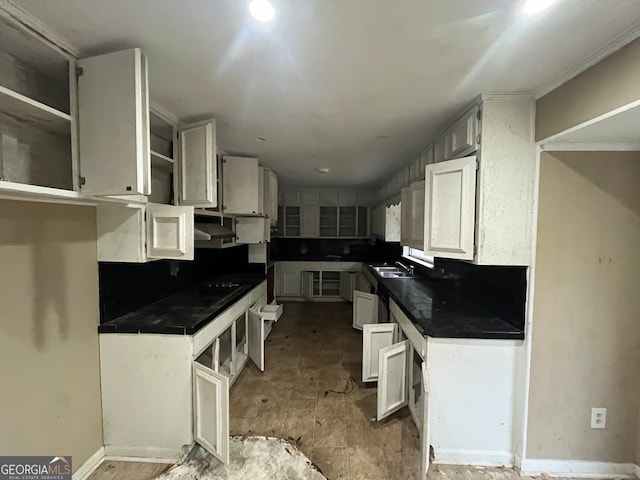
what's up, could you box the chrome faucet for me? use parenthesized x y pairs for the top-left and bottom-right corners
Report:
(396, 261), (414, 276)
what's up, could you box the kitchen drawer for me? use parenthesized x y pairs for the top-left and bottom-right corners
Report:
(260, 304), (283, 322)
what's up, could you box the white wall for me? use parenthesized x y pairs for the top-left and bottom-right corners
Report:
(0, 201), (103, 472)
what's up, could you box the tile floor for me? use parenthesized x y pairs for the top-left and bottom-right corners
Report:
(230, 301), (424, 480)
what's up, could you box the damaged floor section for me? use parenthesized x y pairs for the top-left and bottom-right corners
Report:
(156, 437), (326, 480)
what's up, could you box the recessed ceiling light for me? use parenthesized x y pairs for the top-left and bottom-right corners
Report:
(315, 167), (331, 174)
(524, 0), (557, 14)
(255, 136), (267, 142)
(249, 0), (275, 22)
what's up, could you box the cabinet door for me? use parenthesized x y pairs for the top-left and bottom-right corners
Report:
(301, 271), (315, 301)
(433, 135), (446, 163)
(420, 361), (431, 480)
(279, 271), (301, 297)
(301, 205), (319, 237)
(222, 156), (261, 214)
(410, 181), (425, 249)
(377, 340), (409, 421)
(339, 271), (355, 302)
(446, 105), (479, 160)
(362, 323), (396, 382)
(146, 204), (194, 260)
(264, 169), (279, 225)
(192, 362), (229, 464)
(236, 217), (269, 244)
(78, 48), (150, 196)
(353, 290), (378, 330)
(424, 156), (477, 260)
(400, 187), (412, 247)
(179, 121), (216, 206)
(248, 307), (265, 371)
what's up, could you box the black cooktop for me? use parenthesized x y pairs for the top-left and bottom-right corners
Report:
(98, 275), (266, 335)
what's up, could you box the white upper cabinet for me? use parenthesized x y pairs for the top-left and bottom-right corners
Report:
(300, 205), (319, 237)
(377, 340), (410, 421)
(146, 204), (194, 260)
(337, 190), (357, 206)
(445, 105), (479, 160)
(263, 168), (278, 225)
(97, 203), (194, 262)
(222, 156), (262, 215)
(409, 181), (425, 250)
(423, 97), (535, 265)
(400, 187), (412, 247)
(78, 48), (150, 196)
(235, 217), (270, 244)
(424, 155), (477, 260)
(179, 120), (216, 206)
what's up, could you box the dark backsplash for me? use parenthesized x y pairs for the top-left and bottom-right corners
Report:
(429, 258), (528, 331)
(99, 246), (263, 323)
(271, 238), (401, 262)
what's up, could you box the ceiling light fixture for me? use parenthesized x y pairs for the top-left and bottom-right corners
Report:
(523, 0), (557, 14)
(255, 136), (267, 142)
(315, 167), (331, 174)
(249, 0), (275, 22)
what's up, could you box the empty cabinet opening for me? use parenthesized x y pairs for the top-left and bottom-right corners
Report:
(149, 111), (175, 204)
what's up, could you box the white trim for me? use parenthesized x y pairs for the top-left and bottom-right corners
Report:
(535, 23), (640, 99)
(103, 445), (180, 462)
(520, 459), (638, 479)
(634, 464), (640, 479)
(433, 448), (514, 467)
(537, 99), (640, 145)
(0, 1), (84, 59)
(478, 93), (536, 102)
(541, 142), (640, 152)
(103, 455), (176, 464)
(72, 446), (104, 480)
(150, 100), (179, 126)
(518, 146), (542, 464)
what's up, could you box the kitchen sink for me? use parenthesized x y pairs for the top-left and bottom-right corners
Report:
(373, 266), (401, 272)
(378, 272), (411, 278)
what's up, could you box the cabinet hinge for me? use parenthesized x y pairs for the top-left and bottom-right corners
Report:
(476, 109), (482, 120)
(79, 176), (86, 186)
(76, 67), (84, 77)
(476, 134), (481, 144)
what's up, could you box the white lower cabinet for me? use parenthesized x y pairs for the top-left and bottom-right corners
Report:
(362, 323), (396, 382)
(361, 313), (430, 479)
(97, 203), (194, 262)
(276, 262), (363, 301)
(339, 271), (357, 302)
(100, 282), (271, 462)
(192, 361), (229, 464)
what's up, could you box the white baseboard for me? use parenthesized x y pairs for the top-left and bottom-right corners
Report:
(520, 458), (638, 478)
(72, 446), (104, 480)
(433, 448), (514, 467)
(513, 451), (523, 469)
(103, 445), (179, 463)
(634, 463), (639, 479)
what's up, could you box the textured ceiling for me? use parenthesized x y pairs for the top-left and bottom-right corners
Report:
(13, 0), (640, 187)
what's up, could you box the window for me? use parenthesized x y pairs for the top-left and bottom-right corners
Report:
(402, 246), (434, 269)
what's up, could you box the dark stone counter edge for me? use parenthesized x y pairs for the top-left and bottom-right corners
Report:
(98, 276), (266, 335)
(368, 267), (525, 341)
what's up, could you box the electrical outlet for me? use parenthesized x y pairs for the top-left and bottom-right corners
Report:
(591, 407), (606, 429)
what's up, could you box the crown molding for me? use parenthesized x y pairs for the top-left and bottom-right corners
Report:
(0, 0), (85, 59)
(535, 23), (640, 100)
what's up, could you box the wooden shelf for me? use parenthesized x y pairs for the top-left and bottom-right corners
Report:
(0, 85), (71, 135)
(151, 150), (174, 172)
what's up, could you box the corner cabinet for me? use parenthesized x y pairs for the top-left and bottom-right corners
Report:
(424, 97), (535, 266)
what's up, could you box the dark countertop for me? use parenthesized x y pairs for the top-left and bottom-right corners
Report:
(369, 266), (524, 340)
(98, 274), (266, 335)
